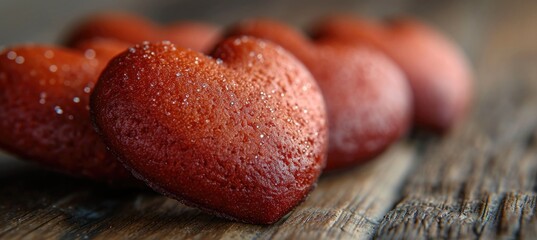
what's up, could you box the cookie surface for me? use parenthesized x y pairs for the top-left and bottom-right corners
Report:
(314, 16), (472, 132)
(0, 41), (133, 183)
(91, 38), (328, 224)
(227, 19), (411, 170)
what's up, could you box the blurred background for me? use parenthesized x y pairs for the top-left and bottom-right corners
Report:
(0, 0), (491, 57)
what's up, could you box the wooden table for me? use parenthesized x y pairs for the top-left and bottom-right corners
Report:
(1, 0), (537, 239)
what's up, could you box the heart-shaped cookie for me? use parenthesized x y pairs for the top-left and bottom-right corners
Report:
(65, 12), (220, 53)
(91, 37), (328, 224)
(0, 39), (134, 183)
(227, 19), (411, 170)
(313, 16), (472, 132)
(73, 38), (132, 62)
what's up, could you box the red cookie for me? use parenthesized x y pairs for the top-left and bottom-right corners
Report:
(0, 40), (134, 183)
(73, 38), (132, 62)
(227, 19), (411, 170)
(65, 12), (220, 53)
(91, 38), (328, 224)
(314, 16), (472, 132)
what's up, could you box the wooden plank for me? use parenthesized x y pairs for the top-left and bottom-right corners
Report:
(375, 0), (537, 239)
(0, 144), (415, 239)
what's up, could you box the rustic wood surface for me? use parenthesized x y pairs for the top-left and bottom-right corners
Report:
(1, 0), (537, 239)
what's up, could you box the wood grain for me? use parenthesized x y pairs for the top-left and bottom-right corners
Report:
(1, 0), (537, 239)
(0, 144), (415, 239)
(376, 0), (537, 239)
